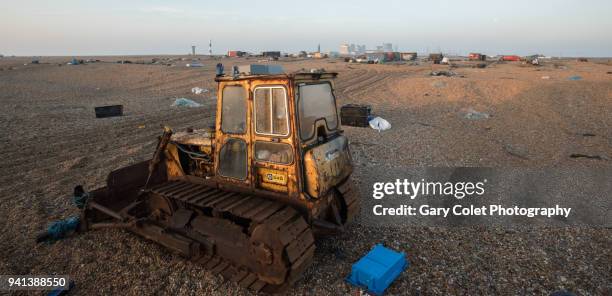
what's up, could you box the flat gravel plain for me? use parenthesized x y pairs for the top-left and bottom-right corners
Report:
(0, 56), (610, 295)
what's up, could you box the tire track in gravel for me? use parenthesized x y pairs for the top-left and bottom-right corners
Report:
(341, 69), (399, 102)
(0, 108), (215, 183)
(0, 67), (217, 150)
(334, 68), (369, 90)
(0, 99), (216, 158)
(335, 69), (373, 95)
(0, 111), (207, 174)
(130, 73), (214, 95)
(20, 114), (214, 188)
(0, 112), (215, 195)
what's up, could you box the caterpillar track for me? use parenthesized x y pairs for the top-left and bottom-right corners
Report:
(132, 180), (316, 293)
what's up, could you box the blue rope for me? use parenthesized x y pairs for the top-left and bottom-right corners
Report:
(73, 192), (89, 209)
(47, 216), (80, 240)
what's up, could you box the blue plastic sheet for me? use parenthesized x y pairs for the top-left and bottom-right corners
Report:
(171, 98), (202, 107)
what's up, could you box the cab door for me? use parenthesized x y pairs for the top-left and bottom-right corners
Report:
(250, 81), (299, 197)
(215, 82), (251, 189)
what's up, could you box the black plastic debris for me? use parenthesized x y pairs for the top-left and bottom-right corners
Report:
(94, 105), (123, 118)
(340, 104), (371, 127)
(570, 154), (602, 160)
(73, 185), (90, 209)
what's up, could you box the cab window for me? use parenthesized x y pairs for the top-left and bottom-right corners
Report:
(254, 86), (289, 136)
(255, 141), (293, 164)
(218, 139), (247, 180)
(221, 85), (247, 134)
(297, 82), (338, 140)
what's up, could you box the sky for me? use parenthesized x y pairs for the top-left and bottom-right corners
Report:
(1, 0), (611, 57)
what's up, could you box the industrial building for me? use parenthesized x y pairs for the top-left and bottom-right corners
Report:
(339, 43), (366, 55)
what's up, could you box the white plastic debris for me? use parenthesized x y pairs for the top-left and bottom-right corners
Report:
(441, 57), (450, 64)
(191, 87), (208, 95)
(464, 108), (489, 120)
(369, 117), (391, 132)
(172, 98), (202, 107)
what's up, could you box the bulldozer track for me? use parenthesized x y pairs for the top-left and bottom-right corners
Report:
(145, 180), (315, 293)
(337, 177), (360, 223)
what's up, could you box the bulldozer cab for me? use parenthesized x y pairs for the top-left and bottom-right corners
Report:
(213, 67), (352, 203)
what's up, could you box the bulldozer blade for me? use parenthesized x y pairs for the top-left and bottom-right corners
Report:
(82, 160), (167, 225)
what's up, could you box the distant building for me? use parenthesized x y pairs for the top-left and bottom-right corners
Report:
(312, 52), (328, 59)
(383, 52), (401, 62)
(366, 52), (385, 62)
(429, 53), (444, 64)
(227, 50), (246, 57)
(356, 45), (366, 54)
(400, 52), (417, 61)
(339, 44), (350, 55)
(468, 53), (486, 61)
(382, 43), (393, 52)
(340, 43), (366, 55)
(262, 51), (281, 58)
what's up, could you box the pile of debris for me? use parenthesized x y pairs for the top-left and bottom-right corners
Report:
(430, 70), (456, 77)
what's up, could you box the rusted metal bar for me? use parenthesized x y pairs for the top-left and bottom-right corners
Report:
(89, 221), (135, 230)
(143, 126), (173, 190)
(88, 201), (124, 221)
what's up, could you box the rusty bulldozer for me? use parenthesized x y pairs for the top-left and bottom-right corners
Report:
(78, 65), (359, 292)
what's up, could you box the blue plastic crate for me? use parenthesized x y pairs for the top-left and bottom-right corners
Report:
(346, 244), (408, 295)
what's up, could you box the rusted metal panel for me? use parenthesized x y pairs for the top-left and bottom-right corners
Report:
(303, 135), (353, 198)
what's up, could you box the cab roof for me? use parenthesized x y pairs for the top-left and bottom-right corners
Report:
(215, 72), (338, 82)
